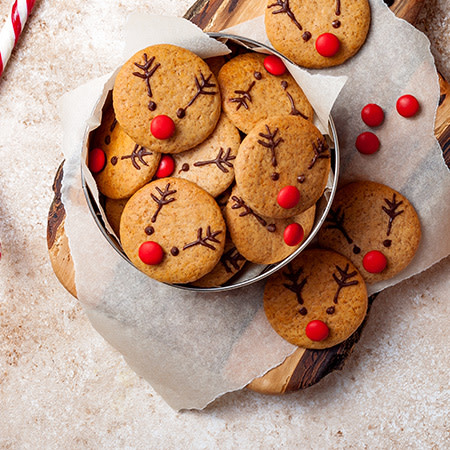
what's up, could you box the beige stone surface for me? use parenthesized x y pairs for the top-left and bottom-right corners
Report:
(0, 0), (449, 448)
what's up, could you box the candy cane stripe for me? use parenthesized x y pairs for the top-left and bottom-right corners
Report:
(0, 53), (3, 77)
(26, 0), (36, 14)
(11, 1), (22, 44)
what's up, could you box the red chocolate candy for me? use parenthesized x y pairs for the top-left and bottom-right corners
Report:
(396, 95), (419, 118)
(283, 223), (304, 246)
(363, 250), (387, 273)
(361, 103), (384, 127)
(139, 241), (164, 265)
(151, 115), (175, 140)
(315, 33), (340, 57)
(263, 54), (286, 76)
(156, 155), (175, 178)
(277, 186), (301, 209)
(88, 147), (106, 173)
(355, 131), (380, 155)
(305, 320), (329, 341)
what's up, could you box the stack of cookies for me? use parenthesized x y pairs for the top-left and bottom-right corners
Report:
(88, 43), (332, 287)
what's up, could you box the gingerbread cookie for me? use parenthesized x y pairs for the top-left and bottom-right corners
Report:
(317, 181), (421, 284)
(173, 114), (241, 197)
(120, 178), (226, 284)
(217, 52), (313, 134)
(224, 186), (316, 264)
(264, 249), (368, 349)
(234, 115), (330, 219)
(192, 237), (246, 288)
(265, 0), (371, 69)
(104, 197), (129, 237)
(90, 107), (160, 199)
(113, 44), (221, 153)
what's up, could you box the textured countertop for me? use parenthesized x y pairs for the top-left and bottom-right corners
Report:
(0, 0), (449, 448)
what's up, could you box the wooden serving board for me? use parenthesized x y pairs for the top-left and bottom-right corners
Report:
(47, 0), (450, 396)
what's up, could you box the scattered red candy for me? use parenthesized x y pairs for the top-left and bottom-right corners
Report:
(277, 186), (301, 209)
(362, 250), (387, 273)
(151, 115), (175, 140)
(138, 241), (164, 265)
(305, 320), (329, 341)
(88, 147), (106, 173)
(283, 223), (304, 246)
(263, 54), (286, 76)
(355, 131), (380, 155)
(396, 94), (420, 118)
(156, 155), (175, 178)
(361, 103), (384, 127)
(315, 33), (340, 57)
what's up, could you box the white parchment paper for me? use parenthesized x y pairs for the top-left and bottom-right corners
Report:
(61, 0), (450, 410)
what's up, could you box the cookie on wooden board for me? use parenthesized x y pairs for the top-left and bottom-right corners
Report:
(120, 178), (226, 284)
(317, 181), (421, 283)
(217, 52), (313, 134)
(264, 249), (368, 349)
(113, 44), (221, 153)
(264, 0), (371, 69)
(173, 114), (241, 197)
(224, 185), (316, 264)
(234, 115), (330, 219)
(90, 107), (160, 199)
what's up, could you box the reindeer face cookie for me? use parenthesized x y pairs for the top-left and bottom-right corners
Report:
(265, 0), (371, 69)
(234, 115), (330, 219)
(90, 107), (161, 199)
(113, 44), (221, 154)
(120, 178), (226, 284)
(217, 52), (313, 134)
(317, 181), (421, 284)
(264, 249), (368, 349)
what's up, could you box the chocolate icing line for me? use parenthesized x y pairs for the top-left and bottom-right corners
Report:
(221, 247), (245, 273)
(308, 138), (330, 170)
(183, 226), (222, 251)
(325, 207), (354, 245)
(231, 195), (267, 227)
(382, 194), (404, 236)
(282, 263), (308, 306)
(150, 183), (177, 223)
(332, 264), (359, 304)
(281, 81), (309, 119)
(193, 147), (236, 173)
(177, 72), (217, 118)
(229, 81), (255, 110)
(121, 144), (153, 170)
(268, 0), (303, 31)
(257, 125), (283, 167)
(132, 54), (160, 109)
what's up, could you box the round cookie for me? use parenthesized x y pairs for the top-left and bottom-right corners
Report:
(234, 115), (330, 219)
(224, 186), (316, 264)
(173, 114), (241, 197)
(217, 52), (314, 134)
(104, 197), (129, 237)
(192, 237), (246, 288)
(91, 107), (160, 199)
(317, 181), (421, 284)
(120, 178), (226, 284)
(264, 249), (368, 349)
(264, 0), (371, 69)
(113, 44), (221, 153)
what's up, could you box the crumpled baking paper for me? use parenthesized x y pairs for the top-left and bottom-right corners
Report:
(60, 0), (449, 410)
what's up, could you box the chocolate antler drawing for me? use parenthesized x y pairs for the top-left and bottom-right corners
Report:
(283, 263), (308, 308)
(133, 54), (160, 110)
(325, 207), (353, 244)
(331, 264), (359, 304)
(382, 194), (404, 236)
(308, 138), (330, 170)
(229, 81), (256, 110)
(150, 183), (177, 223)
(193, 148), (236, 173)
(268, 0), (303, 31)
(221, 247), (245, 273)
(177, 72), (217, 118)
(231, 196), (267, 227)
(335, 0), (341, 15)
(121, 145), (153, 170)
(281, 81), (309, 119)
(257, 125), (284, 167)
(183, 226), (222, 251)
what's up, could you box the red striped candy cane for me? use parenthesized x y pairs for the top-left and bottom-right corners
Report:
(0, 0), (36, 77)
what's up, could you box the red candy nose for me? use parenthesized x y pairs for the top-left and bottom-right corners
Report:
(88, 147), (106, 173)
(361, 103), (384, 127)
(151, 115), (175, 140)
(263, 54), (286, 76)
(362, 250), (387, 273)
(277, 186), (301, 209)
(139, 241), (164, 265)
(315, 33), (340, 57)
(156, 155), (175, 178)
(283, 223), (304, 246)
(305, 320), (329, 341)
(396, 95), (420, 118)
(355, 132), (380, 155)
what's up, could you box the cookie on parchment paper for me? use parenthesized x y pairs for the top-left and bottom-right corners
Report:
(264, 249), (368, 349)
